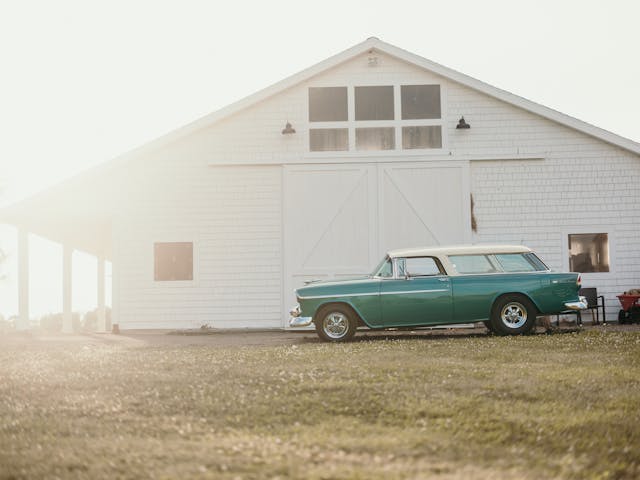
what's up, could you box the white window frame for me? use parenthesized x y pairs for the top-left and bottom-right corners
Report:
(150, 238), (199, 287)
(306, 83), (448, 157)
(561, 227), (616, 281)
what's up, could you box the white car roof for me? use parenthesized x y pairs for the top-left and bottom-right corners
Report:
(387, 244), (532, 258)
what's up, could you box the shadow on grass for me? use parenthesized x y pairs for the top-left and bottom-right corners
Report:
(315, 327), (584, 344)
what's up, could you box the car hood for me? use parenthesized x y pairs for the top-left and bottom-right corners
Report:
(296, 276), (377, 298)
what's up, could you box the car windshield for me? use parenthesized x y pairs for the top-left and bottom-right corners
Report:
(372, 256), (393, 277)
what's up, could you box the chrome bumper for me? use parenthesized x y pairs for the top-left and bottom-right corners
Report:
(564, 296), (588, 310)
(289, 304), (313, 328)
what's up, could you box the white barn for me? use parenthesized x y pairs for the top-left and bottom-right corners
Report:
(3, 37), (640, 331)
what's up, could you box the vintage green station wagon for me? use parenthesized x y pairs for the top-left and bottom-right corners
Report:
(289, 245), (587, 342)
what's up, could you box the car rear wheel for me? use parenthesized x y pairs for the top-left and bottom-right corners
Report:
(490, 295), (537, 335)
(315, 305), (358, 342)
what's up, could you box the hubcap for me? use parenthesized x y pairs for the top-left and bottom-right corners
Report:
(322, 312), (349, 339)
(500, 302), (527, 329)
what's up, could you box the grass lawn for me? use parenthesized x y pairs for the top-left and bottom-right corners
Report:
(1, 329), (639, 479)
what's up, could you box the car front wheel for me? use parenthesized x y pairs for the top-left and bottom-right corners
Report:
(315, 305), (358, 342)
(490, 295), (537, 335)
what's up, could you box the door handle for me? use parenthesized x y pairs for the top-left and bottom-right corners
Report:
(438, 278), (449, 282)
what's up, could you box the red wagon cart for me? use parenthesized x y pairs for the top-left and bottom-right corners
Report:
(616, 294), (640, 324)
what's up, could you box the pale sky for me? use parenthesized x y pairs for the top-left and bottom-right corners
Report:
(0, 0), (638, 318)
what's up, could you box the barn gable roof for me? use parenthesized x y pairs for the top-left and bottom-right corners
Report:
(149, 36), (640, 156)
(1, 37), (639, 258)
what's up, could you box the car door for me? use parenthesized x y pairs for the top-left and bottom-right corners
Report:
(379, 256), (452, 327)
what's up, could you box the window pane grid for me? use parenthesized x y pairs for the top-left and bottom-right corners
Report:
(308, 84), (443, 152)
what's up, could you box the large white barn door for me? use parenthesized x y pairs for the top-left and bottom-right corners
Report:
(378, 163), (470, 253)
(283, 162), (470, 326)
(283, 164), (379, 320)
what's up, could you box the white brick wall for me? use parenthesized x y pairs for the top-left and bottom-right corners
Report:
(110, 49), (639, 327)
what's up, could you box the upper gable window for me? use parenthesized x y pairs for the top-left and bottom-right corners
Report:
(310, 128), (349, 151)
(401, 85), (441, 119)
(355, 86), (394, 120)
(356, 127), (395, 150)
(308, 84), (443, 152)
(309, 87), (348, 122)
(402, 126), (442, 149)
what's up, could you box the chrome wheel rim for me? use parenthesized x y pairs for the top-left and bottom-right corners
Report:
(500, 302), (527, 329)
(322, 312), (349, 339)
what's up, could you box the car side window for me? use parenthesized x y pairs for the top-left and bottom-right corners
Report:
(401, 257), (442, 277)
(448, 254), (498, 274)
(494, 253), (539, 272)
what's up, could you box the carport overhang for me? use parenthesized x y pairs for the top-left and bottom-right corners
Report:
(0, 169), (116, 332)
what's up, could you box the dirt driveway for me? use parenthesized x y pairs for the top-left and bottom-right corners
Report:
(2, 323), (638, 351)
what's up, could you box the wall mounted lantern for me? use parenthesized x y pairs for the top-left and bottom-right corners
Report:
(281, 122), (296, 134)
(456, 116), (471, 129)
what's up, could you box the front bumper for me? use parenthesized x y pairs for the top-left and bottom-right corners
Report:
(564, 296), (588, 310)
(289, 304), (313, 328)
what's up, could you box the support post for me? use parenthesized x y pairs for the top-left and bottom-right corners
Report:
(17, 227), (29, 330)
(62, 244), (73, 333)
(97, 255), (106, 332)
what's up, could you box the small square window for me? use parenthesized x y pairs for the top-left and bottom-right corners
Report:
(401, 85), (441, 119)
(569, 233), (609, 273)
(309, 87), (348, 122)
(355, 86), (394, 120)
(355, 128), (395, 150)
(154, 242), (193, 281)
(309, 128), (349, 151)
(402, 126), (442, 149)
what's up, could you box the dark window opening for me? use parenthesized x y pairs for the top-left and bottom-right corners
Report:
(355, 127), (395, 150)
(354, 85), (394, 120)
(402, 126), (442, 149)
(569, 233), (609, 273)
(401, 85), (441, 119)
(309, 128), (349, 151)
(154, 242), (193, 281)
(308, 87), (348, 122)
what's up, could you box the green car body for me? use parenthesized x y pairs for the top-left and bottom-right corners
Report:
(289, 245), (587, 341)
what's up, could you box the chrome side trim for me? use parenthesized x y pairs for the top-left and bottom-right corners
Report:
(298, 289), (449, 300)
(298, 292), (380, 300)
(381, 289), (449, 295)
